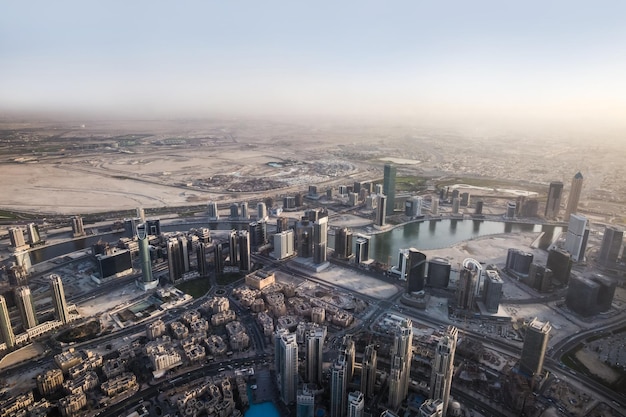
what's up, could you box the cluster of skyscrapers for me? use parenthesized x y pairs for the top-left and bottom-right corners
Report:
(0, 274), (71, 352)
(272, 315), (461, 417)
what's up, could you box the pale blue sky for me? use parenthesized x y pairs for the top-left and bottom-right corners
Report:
(1, 1), (625, 128)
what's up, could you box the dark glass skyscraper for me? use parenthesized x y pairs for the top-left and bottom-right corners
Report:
(544, 181), (563, 219)
(383, 163), (396, 215)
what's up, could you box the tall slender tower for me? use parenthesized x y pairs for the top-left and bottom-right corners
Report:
(49, 274), (70, 324)
(389, 318), (412, 407)
(257, 201), (267, 220)
(275, 329), (298, 405)
(376, 195), (387, 226)
(238, 230), (251, 271)
(598, 226), (623, 265)
(360, 344), (377, 400)
(167, 237), (184, 283)
(430, 325), (458, 415)
(519, 318), (551, 377)
(306, 326), (326, 384)
(0, 295), (16, 349)
(137, 223), (157, 289)
(330, 354), (349, 417)
(544, 181), (564, 219)
(71, 215), (85, 237)
(383, 163), (396, 215)
(15, 286), (38, 330)
(564, 172), (583, 221)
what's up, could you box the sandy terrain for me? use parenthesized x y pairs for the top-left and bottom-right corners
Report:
(574, 349), (620, 384)
(312, 264), (400, 299)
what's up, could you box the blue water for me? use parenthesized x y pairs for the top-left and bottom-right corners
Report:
(367, 220), (563, 263)
(245, 401), (280, 417)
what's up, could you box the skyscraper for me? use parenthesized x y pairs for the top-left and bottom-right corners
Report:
(564, 214), (588, 262)
(598, 226), (623, 265)
(49, 274), (70, 324)
(275, 329), (298, 404)
(0, 295), (16, 349)
(547, 248), (572, 285)
(564, 172), (583, 222)
(389, 318), (413, 409)
(430, 325), (458, 415)
(207, 201), (219, 220)
(406, 249), (427, 293)
(519, 318), (551, 377)
(71, 215), (85, 237)
(313, 215), (328, 264)
(8, 227), (26, 249)
(330, 354), (349, 417)
(456, 266), (478, 310)
(257, 201), (267, 220)
(360, 344), (377, 400)
(297, 388), (315, 417)
(238, 230), (251, 271)
(167, 237), (185, 283)
(375, 194), (387, 226)
(354, 235), (370, 264)
(419, 399), (444, 417)
(26, 223), (42, 246)
(383, 163), (396, 215)
(137, 223), (156, 289)
(334, 228), (353, 259)
(483, 270), (503, 313)
(15, 286), (37, 330)
(227, 229), (238, 266)
(306, 325), (326, 384)
(388, 355), (405, 410)
(544, 181), (564, 219)
(347, 391), (364, 417)
(196, 242), (208, 277)
(240, 201), (249, 219)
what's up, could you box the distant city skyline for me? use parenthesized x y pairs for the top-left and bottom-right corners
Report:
(1, 1), (625, 132)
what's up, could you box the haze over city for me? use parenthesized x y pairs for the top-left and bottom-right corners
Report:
(1, 1), (626, 134)
(1, 3), (626, 417)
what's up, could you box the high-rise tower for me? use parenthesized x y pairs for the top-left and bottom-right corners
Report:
(313, 216), (328, 264)
(565, 214), (588, 262)
(167, 237), (184, 283)
(564, 172), (583, 222)
(15, 286), (37, 330)
(71, 215), (85, 237)
(137, 223), (157, 290)
(238, 230), (251, 271)
(330, 353), (349, 417)
(8, 227), (26, 249)
(389, 318), (412, 409)
(456, 266), (478, 310)
(0, 296), (15, 349)
(406, 249), (427, 293)
(375, 195), (387, 226)
(383, 163), (396, 215)
(257, 201), (267, 221)
(207, 201), (219, 220)
(275, 329), (298, 405)
(430, 325), (458, 415)
(598, 226), (623, 265)
(306, 325), (326, 384)
(519, 318), (551, 377)
(49, 274), (70, 324)
(334, 228), (353, 259)
(360, 344), (377, 400)
(544, 181), (564, 219)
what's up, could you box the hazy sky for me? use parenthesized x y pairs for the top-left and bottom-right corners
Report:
(2, 1), (625, 128)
